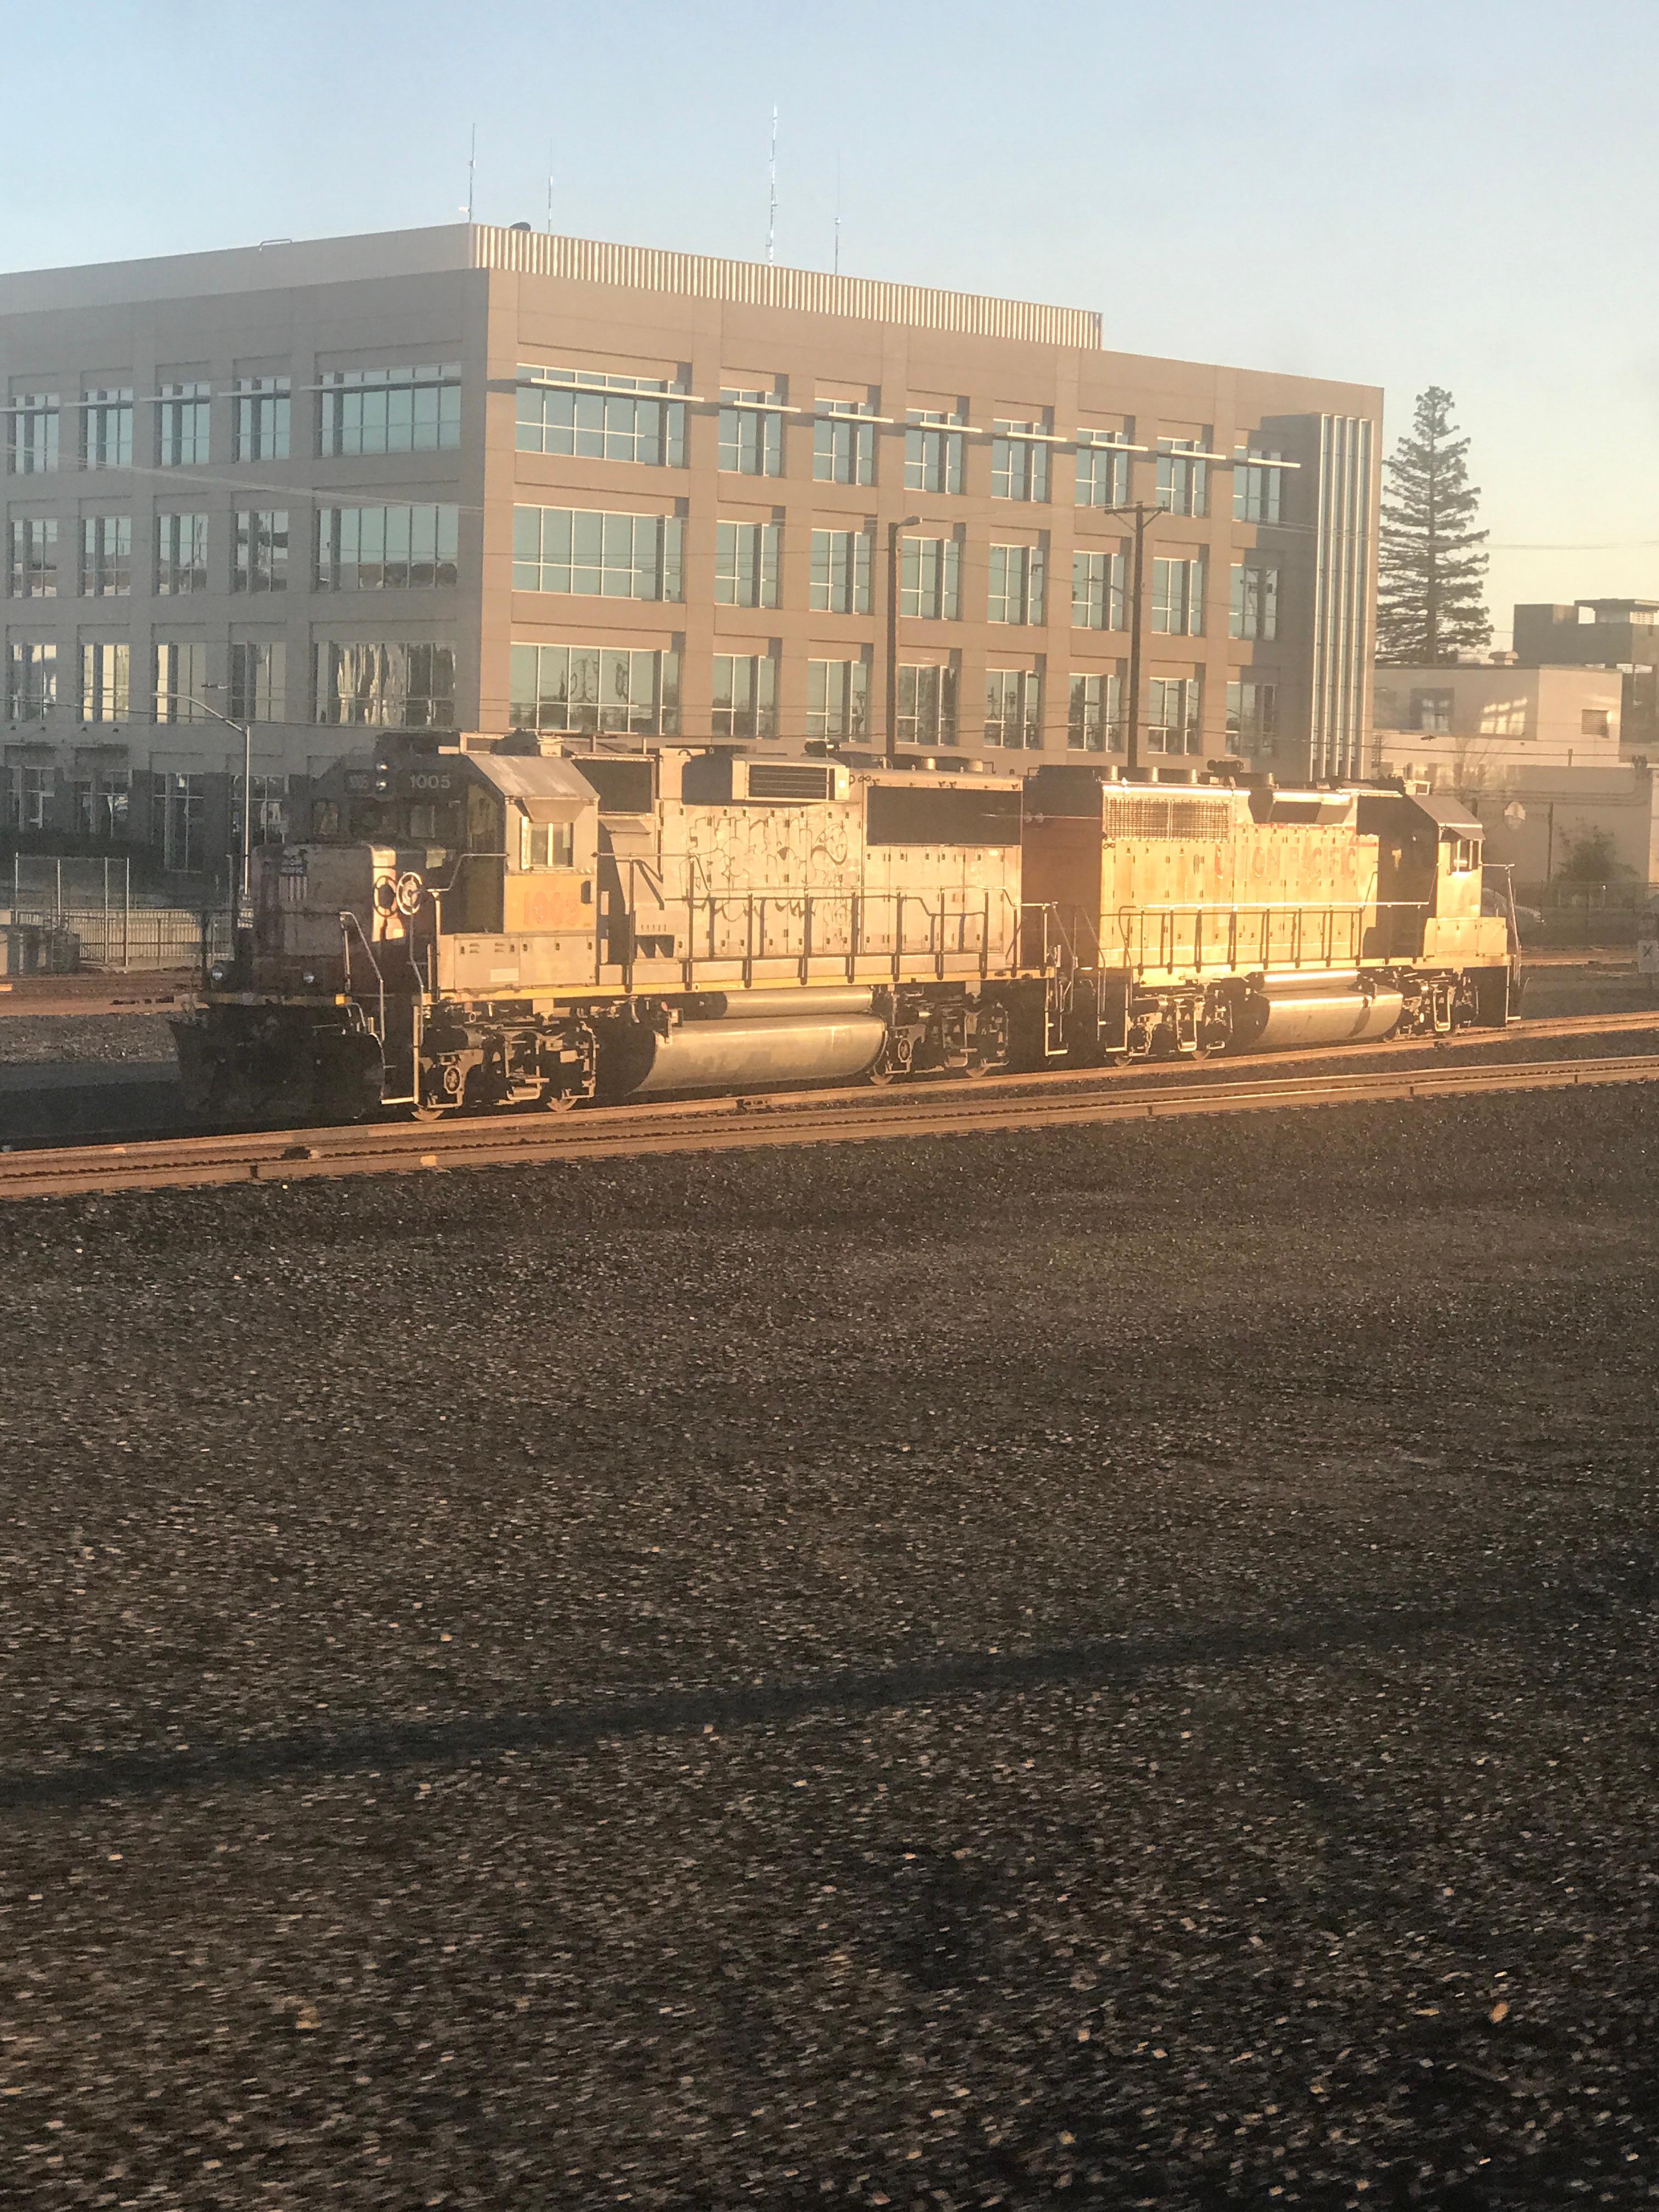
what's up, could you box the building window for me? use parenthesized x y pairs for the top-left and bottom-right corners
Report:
(806, 657), (869, 741)
(1225, 678), (1277, 757)
(80, 514), (133, 597)
(19, 764), (56, 830)
(898, 663), (958, 748)
(6, 640), (57, 719)
(715, 520), (779, 608)
(229, 641), (287, 723)
(81, 641), (130, 724)
(234, 510), (289, 593)
(66, 769), (129, 838)
(7, 516), (58, 597)
(1233, 450), (1285, 524)
(1230, 563), (1279, 641)
(900, 535), (961, 621)
(156, 512), (210, 596)
(992, 421), (1050, 503)
(1069, 670), (1124, 753)
(314, 642), (456, 728)
(1075, 429), (1130, 510)
(985, 668), (1042, 749)
(100, 771), (131, 838)
(7, 393), (59, 475)
(905, 410), (964, 495)
(319, 363), (461, 456)
(316, 504), (459, 591)
(232, 377), (290, 461)
(157, 382), (211, 467)
(988, 543), (1046, 625)
(814, 399), (875, 485)
(511, 507), (682, 600)
(712, 653), (778, 739)
(154, 640), (209, 724)
(1147, 674), (1203, 754)
(1411, 687), (1454, 734)
(516, 364), (686, 466)
(82, 389), (133, 470)
(1155, 437), (1209, 517)
(234, 771), (289, 848)
(1582, 707), (1611, 738)
(507, 644), (679, 737)
(810, 528), (871, 614)
(162, 772), (206, 872)
(1072, 546), (1125, 631)
(1152, 555), (1205, 635)
(719, 388), (785, 476)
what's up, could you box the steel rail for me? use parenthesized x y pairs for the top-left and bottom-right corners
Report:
(4, 1052), (1657, 1204)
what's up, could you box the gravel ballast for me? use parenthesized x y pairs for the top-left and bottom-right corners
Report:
(0, 1012), (177, 1066)
(2, 1093), (1657, 2208)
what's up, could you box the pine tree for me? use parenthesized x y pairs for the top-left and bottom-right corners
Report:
(1376, 386), (1491, 664)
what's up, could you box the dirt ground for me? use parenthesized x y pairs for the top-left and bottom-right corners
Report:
(1, 1091), (1657, 2208)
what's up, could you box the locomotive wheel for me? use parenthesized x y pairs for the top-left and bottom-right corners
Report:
(410, 1099), (456, 1123)
(866, 1045), (897, 1087)
(541, 1086), (583, 1113)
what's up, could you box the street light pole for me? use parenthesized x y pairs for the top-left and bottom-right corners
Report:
(1098, 500), (1156, 778)
(885, 513), (921, 768)
(176, 693), (253, 951)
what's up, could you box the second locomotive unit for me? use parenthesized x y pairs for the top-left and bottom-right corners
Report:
(173, 732), (1517, 1121)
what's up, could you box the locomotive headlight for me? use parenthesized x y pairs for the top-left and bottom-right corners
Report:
(208, 962), (227, 984)
(302, 970), (317, 985)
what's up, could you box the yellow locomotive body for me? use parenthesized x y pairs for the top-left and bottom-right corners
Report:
(175, 738), (1042, 1119)
(172, 737), (1519, 1122)
(1023, 766), (1515, 1058)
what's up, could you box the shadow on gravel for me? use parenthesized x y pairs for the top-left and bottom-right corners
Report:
(5, 1559), (1649, 1812)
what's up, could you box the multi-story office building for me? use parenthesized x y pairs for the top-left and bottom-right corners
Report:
(1, 223), (1380, 876)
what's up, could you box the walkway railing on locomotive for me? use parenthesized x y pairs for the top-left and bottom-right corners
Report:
(1113, 899), (1434, 975)
(633, 884), (1028, 989)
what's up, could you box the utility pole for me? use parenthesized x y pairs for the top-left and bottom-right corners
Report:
(885, 514), (921, 766)
(1122, 502), (1150, 777)
(1092, 499), (1158, 774)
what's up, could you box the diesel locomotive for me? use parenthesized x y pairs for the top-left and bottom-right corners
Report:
(171, 734), (1518, 1122)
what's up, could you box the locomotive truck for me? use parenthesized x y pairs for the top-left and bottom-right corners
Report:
(171, 734), (1517, 1122)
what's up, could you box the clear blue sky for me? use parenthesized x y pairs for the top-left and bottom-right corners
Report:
(3, 0), (1654, 638)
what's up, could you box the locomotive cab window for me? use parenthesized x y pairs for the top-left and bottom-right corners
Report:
(1448, 835), (1479, 873)
(520, 815), (575, 870)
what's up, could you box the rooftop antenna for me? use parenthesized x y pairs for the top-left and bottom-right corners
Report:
(766, 106), (777, 264)
(833, 151), (842, 276)
(466, 124), (476, 223)
(546, 144), (555, 234)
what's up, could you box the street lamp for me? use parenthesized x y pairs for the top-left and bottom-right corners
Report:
(1092, 499), (1160, 778)
(174, 690), (253, 936)
(885, 514), (922, 768)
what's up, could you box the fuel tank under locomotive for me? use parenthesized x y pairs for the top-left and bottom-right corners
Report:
(1232, 975), (1406, 1052)
(597, 988), (887, 1101)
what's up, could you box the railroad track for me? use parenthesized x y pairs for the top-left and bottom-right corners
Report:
(3, 1048), (1656, 1203)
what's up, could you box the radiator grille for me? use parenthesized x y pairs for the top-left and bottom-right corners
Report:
(744, 763), (835, 802)
(1101, 794), (1236, 841)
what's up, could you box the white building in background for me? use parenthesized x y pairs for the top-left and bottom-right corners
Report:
(1372, 661), (1658, 894)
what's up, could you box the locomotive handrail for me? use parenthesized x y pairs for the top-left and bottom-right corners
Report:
(338, 910), (418, 1107)
(1114, 898), (1433, 975)
(640, 884), (1025, 989)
